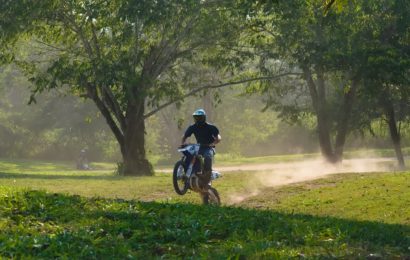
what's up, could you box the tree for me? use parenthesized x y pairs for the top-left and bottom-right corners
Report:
(357, 0), (410, 168)
(242, 0), (405, 163)
(3, 0), (240, 175)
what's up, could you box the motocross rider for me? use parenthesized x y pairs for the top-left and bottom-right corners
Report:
(181, 109), (221, 183)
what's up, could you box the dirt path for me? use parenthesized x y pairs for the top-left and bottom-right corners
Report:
(160, 157), (400, 204)
(219, 157), (398, 204)
(217, 157), (396, 173)
(160, 157), (397, 174)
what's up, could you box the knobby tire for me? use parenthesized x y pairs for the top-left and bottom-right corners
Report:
(173, 160), (188, 195)
(203, 187), (221, 205)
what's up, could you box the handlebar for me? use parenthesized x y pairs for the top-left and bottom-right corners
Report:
(179, 143), (215, 149)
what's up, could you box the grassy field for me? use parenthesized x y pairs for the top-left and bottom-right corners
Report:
(0, 157), (409, 258)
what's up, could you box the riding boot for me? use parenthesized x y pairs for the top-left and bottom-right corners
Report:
(202, 170), (212, 184)
(201, 155), (212, 185)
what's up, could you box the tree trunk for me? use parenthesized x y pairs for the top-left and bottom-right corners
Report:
(383, 98), (405, 169)
(203, 90), (213, 122)
(334, 78), (358, 161)
(317, 109), (337, 162)
(121, 101), (153, 176)
(87, 84), (153, 176)
(304, 66), (337, 163)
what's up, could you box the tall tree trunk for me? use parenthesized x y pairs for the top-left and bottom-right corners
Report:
(334, 78), (358, 160)
(203, 90), (213, 122)
(303, 66), (337, 163)
(87, 84), (153, 176)
(378, 20), (405, 169)
(122, 100), (153, 176)
(383, 98), (405, 169)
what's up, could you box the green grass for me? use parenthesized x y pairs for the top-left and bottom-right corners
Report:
(0, 158), (410, 258)
(1, 187), (410, 259)
(237, 172), (410, 225)
(0, 158), (115, 173)
(0, 158), (207, 204)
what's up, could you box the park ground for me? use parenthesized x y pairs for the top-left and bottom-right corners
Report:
(0, 152), (409, 258)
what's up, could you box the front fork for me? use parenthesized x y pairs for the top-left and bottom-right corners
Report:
(186, 156), (196, 177)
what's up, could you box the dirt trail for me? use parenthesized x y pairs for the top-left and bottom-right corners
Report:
(161, 157), (396, 174)
(219, 157), (398, 204)
(216, 157), (396, 173)
(160, 157), (400, 204)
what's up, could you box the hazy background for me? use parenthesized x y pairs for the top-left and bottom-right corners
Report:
(1, 64), (409, 165)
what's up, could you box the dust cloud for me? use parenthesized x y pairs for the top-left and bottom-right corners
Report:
(223, 156), (397, 205)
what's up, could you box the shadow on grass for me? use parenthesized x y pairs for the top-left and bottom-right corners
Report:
(0, 171), (121, 180)
(0, 159), (115, 174)
(0, 159), (76, 172)
(1, 190), (409, 258)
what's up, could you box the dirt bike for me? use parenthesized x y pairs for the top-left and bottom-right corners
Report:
(173, 144), (222, 205)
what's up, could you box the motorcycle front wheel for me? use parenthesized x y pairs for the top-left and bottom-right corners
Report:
(173, 160), (188, 195)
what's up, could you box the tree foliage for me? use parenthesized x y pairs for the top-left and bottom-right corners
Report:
(1, 0), (409, 168)
(3, 0), (242, 175)
(239, 0), (410, 164)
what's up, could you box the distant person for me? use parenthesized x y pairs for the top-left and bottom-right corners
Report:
(181, 109), (221, 183)
(76, 148), (90, 170)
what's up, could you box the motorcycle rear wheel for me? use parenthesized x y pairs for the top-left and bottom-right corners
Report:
(173, 160), (188, 195)
(202, 187), (220, 205)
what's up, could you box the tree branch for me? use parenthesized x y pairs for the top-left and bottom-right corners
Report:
(89, 18), (101, 59)
(60, 12), (95, 60)
(86, 83), (125, 147)
(324, 0), (337, 13)
(144, 72), (302, 118)
(302, 65), (319, 112)
(101, 85), (127, 131)
(62, 11), (127, 131)
(33, 39), (66, 52)
(142, 12), (200, 83)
